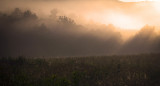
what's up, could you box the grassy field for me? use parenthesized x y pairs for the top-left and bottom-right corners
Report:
(0, 54), (160, 86)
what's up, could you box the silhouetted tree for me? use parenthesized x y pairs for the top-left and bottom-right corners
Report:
(58, 16), (75, 25)
(23, 10), (37, 19)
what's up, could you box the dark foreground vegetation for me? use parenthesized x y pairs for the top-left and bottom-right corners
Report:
(0, 54), (160, 86)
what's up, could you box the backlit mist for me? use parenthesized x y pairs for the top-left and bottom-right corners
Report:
(0, 0), (160, 57)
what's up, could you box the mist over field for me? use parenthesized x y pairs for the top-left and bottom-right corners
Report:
(1, 1), (160, 86)
(0, 7), (160, 57)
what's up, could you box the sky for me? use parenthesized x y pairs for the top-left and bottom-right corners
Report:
(120, 0), (160, 2)
(0, 0), (160, 56)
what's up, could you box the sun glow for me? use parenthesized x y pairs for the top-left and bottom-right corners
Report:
(120, 0), (160, 2)
(86, 12), (145, 30)
(152, 2), (160, 13)
(107, 13), (144, 29)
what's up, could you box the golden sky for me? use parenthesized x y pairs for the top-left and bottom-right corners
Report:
(120, 0), (160, 2)
(0, 0), (160, 30)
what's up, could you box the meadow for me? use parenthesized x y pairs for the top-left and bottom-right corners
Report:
(0, 53), (160, 86)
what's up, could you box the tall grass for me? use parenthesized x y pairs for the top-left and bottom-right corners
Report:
(0, 53), (160, 86)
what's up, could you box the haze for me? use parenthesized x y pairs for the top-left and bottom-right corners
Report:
(0, 0), (160, 57)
